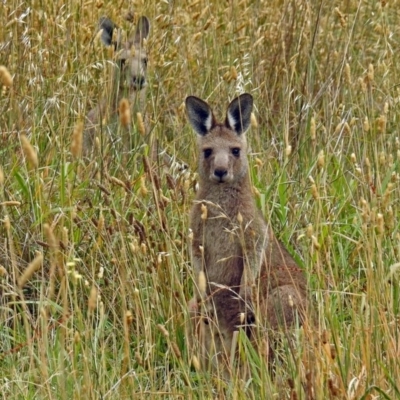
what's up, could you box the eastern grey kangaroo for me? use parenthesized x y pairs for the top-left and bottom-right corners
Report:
(186, 93), (308, 375)
(83, 16), (150, 155)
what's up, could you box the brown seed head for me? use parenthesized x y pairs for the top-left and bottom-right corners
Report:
(201, 203), (207, 220)
(21, 135), (38, 169)
(157, 324), (169, 338)
(376, 115), (387, 134)
(18, 252), (43, 288)
(137, 112), (145, 136)
(310, 117), (316, 141)
(198, 270), (206, 295)
(119, 98), (131, 128)
(44, 223), (57, 250)
(192, 355), (201, 371)
(88, 286), (98, 311)
(71, 121), (83, 158)
(0, 66), (13, 87)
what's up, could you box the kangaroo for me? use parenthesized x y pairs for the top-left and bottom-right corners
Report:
(186, 94), (308, 375)
(83, 15), (150, 156)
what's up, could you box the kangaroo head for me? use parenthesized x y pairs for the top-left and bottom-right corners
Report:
(99, 16), (150, 93)
(186, 94), (253, 184)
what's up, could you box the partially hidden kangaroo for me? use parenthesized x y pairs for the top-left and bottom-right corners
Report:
(186, 93), (308, 375)
(83, 15), (150, 156)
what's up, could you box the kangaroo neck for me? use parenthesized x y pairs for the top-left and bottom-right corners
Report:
(198, 175), (253, 206)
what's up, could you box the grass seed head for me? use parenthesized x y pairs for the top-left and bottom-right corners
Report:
(157, 324), (169, 338)
(376, 115), (387, 134)
(250, 112), (258, 128)
(135, 351), (143, 365)
(21, 134), (38, 169)
(0, 266), (7, 277)
(379, 151), (386, 165)
(310, 117), (316, 141)
(74, 331), (81, 344)
(311, 183), (319, 199)
(198, 270), (206, 295)
(317, 150), (325, 169)
(334, 121), (351, 136)
(119, 98), (131, 128)
(139, 175), (148, 197)
(137, 112), (145, 136)
(44, 223), (57, 250)
(345, 63), (351, 84)
(126, 310), (133, 325)
(230, 66), (238, 80)
(18, 252), (43, 288)
(0, 66), (13, 87)
(192, 355), (201, 371)
(88, 286), (98, 311)
(201, 203), (207, 220)
(376, 213), (384, 234)
(367, 63), (374, 83)
(71, 121), (83, 158)
(97, 210), (104, 232)
(358, 77), (367, 92)
(363, 117), (370, 132)
(306, 224), (313, 237)
(3, 215), (10, 231)
(171, 341), (182, 358)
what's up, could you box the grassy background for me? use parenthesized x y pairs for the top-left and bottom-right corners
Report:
(1, 0), (400, 398)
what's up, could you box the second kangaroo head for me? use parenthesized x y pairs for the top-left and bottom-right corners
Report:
(186, 94), (253, 185)
(99, 16), (150, 94)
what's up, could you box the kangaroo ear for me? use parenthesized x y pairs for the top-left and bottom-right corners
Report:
(225, 93), (253, 135)
(134, 16), (150, 44)
(186, 96), (215, 136)
(98, 17), (116, 46)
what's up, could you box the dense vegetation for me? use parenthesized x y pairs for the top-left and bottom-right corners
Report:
(1, 0), (400, 398)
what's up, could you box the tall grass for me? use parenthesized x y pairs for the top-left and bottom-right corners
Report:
(1, 0), (400, 398)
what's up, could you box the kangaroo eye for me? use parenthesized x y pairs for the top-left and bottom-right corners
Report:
(204, 149), (212, 159)
(231, 148), (240, 157)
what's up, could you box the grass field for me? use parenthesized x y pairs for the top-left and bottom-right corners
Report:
(1, 0), (400, 398)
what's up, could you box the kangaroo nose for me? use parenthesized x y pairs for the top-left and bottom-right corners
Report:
(214, 169), (227, 179)
(132, 76), (146, 90)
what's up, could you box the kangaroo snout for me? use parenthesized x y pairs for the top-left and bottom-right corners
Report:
(131, 74), (146, 90)
(213, 168), (228, 181)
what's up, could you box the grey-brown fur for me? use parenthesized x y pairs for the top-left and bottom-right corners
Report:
(186, 94), (308, 374)
(83, 16), (150, 155)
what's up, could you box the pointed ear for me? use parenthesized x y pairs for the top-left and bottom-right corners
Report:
(134, 16), (150, 44)
(98, 17), (116, 46)
(185, 96), (215, 136)
(225, 93), (253, 135)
